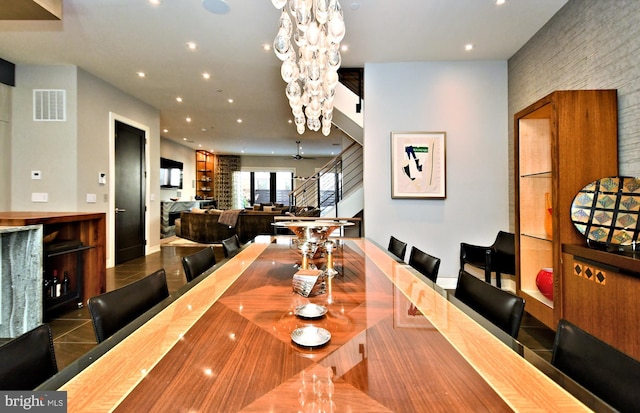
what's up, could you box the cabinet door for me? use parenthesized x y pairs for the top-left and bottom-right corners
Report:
(516, 103), (555, 326)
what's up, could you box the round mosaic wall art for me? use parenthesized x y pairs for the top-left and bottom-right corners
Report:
(571, 176), (640, 246)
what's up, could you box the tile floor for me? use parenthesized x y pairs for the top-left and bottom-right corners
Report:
(31, 242), (556, 371)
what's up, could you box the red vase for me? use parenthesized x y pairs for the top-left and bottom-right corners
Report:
(536, 268), (554, 300)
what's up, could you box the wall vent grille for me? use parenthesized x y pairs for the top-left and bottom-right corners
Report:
(33, 89), (66, 121)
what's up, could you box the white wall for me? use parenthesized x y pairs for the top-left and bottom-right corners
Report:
(77, 69), (160, 265)
(8, 65), (160, 267)
(12, 65), (78, 210)
(160, 138), (196, 201)
(364, 61), (509, 286)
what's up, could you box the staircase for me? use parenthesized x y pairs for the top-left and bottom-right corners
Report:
(289, 142), (363, 218)
(289, 70), (364, 221)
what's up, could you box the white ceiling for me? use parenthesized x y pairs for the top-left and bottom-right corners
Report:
(0, 0), (567, 157)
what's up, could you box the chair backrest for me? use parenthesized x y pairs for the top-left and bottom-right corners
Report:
(88, 269), (169, 343)
(408, 246), (441, 282)
(221, 234), (241, 258)
(387, 236), (407, 261)
(0, 324), (58, 390)
(552, 319), (640, 412)
(492, 231), (515, 274)
(454, 270), (524, 338)
(182, 246), (216, 282)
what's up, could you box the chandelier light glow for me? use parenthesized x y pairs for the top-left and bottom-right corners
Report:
(272, 0), (345, 136)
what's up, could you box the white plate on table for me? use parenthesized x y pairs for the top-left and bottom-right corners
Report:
(294, 303), (327, 319)
(291, 326), (331, 347)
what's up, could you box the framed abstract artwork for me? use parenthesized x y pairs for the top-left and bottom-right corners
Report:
(391, 131), (446, 199)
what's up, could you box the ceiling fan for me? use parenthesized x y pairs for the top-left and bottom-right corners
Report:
(291, 140), (314, 160)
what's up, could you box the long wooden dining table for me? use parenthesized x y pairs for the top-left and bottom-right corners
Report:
(41, 236), (603, 412)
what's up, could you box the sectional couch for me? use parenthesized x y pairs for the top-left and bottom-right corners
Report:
(176, 206), (320, 244)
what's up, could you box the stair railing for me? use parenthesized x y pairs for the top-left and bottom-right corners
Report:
(289, 142), (363, 215)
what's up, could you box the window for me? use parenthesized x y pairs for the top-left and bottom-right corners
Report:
(233, 170), (293, 207)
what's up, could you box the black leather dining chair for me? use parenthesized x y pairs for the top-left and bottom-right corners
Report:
(552, 319), (640, 412)
(454, 270), (525, 339)
(222, 234), (241, 258)
(387, 236), (408, 261)
(0, 324), (58, 390)
(408, 246), (441, 282)
(459, 231), (515, 288)
(88, 268), (169, 343)
(181, 246), (216, 282)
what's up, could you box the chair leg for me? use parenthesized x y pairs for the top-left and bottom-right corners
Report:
(484, 267), (491, 284)
(495, 271), (502, 289)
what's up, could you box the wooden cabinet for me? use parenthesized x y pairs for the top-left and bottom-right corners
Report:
(0, 212), (106, 319)
(514, 90), (618, 329)
(562, 244), (640, 360)
(196, 150), (214, 199)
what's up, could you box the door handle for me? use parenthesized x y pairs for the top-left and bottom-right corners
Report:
(115, 208), (127, 214)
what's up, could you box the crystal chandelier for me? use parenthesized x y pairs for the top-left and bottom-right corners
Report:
(272, 0), (345, 136)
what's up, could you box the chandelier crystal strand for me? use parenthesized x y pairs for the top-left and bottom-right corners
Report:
(272, 0), (344, 136)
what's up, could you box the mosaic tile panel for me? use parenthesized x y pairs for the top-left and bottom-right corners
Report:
(214, 155), (240, 210)
(570, 176), (640, 246)
(573, 261), (606, 286)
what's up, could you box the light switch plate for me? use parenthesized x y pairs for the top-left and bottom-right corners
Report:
(32, 193), (48, 202)
(86, 193), (97, 203)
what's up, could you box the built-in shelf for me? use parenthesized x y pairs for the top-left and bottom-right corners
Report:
(514, 90), (618, 330)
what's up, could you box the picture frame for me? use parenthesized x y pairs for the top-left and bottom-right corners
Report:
(391, 131), (446, 199)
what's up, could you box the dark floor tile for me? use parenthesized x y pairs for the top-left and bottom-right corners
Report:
(55, 322), (96, 344)
(53, 342), (99, 371)
(49, 319), (91, 340)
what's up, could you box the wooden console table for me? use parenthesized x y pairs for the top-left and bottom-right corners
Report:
(562, 243), (640, 360)
(0, 212), (106, 317)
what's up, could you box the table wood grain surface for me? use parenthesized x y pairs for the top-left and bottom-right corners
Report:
(59, 237), (589, 412)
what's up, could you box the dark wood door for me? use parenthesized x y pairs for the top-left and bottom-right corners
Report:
(115, 120), (145, 264)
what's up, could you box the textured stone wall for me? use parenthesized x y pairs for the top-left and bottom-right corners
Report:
(508, 0), (640, 222)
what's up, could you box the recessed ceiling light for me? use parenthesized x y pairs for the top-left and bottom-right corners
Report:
(237, 119), (242, 123)
(263, 44), (271, 51)
(176, 97), (183, 102)
(163, 129), (168, 133)
(186, 117), (192, 122)
(464, 43), (474, 51)
(202, 72), (211, 80)
(186, 42), (198, 51)
(341, 45), (349, 52)
(149, 0), (161, 5)
(201, 128), (207, 132)
(182, 138), (187, 141)
(137, 71), (146, 78)
(496, 0), (506, 5)
(227, 98), (234, 103)
(288, 119), (292, 124)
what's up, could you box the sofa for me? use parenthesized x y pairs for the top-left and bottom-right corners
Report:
(176, 209), (280, 244)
